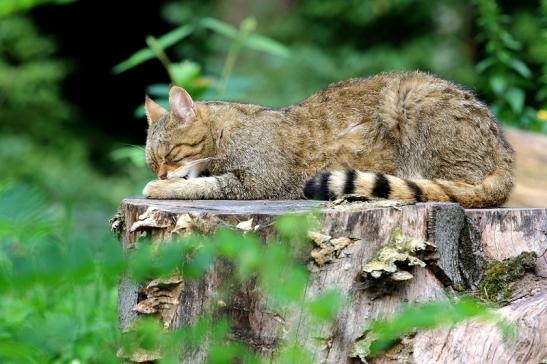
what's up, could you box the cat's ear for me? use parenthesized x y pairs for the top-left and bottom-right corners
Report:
(169, 86), (196, 124)
(144, 96), (167, 125)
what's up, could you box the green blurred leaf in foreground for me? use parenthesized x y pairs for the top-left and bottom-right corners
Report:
(355, 297), (514, 359)
(0, 0), (76, 17)
(113, 24), (194, 74)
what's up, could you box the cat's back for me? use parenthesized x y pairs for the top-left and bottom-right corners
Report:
(292, 70), (503, 141)
(288, 70), (469, 147)
(294, 71), (466, 113)
(286, 71), (512, 181)
(289, 71), (445, 129)
(292, 73), (391, 115)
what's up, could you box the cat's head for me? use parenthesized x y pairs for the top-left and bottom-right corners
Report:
(144, 87), (213, 180)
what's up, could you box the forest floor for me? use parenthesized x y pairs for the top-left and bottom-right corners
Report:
(504, 128), (547, 208)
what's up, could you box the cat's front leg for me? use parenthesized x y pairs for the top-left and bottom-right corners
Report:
(143, 177), (222, 199)
(142, 173), (246, 199)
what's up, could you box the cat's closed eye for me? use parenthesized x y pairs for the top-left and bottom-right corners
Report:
(171, 156), (185, 163)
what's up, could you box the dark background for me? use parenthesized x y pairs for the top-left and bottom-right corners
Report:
(32, 2), (171, 144)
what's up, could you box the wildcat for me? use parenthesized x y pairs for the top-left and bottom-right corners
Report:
(142, 71), (514, 208)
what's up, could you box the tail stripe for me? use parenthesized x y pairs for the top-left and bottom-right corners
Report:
(343, 170), (356, 194)
(405, 180), (424, 202)
(386, 175), (416, 200)
(354, 172), (376, 196)
(372, 173), (391, 199)
(433, 180), (457, 202)
(319, 172), (335, 200)
(304, 167), (512, 208)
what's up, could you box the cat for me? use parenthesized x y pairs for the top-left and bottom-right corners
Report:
(142, 71), (514, 208)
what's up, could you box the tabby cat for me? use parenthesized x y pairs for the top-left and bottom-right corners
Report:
(143, 71), (514, 208)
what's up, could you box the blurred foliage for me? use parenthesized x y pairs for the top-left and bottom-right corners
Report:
(0, 182), (336, 362)
(0, 12), (152, 207)
(473, 0), (542, 130)
(357, 297), (515, 359)
(0, 184), (122, 363)
(0, 12), (151, 361)
(0, 184), (511, 362)
(0, 16), (71, 140)
(0, 0), (75, 17)
(114, 15), (290, 122)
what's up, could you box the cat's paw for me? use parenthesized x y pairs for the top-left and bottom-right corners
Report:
(143, 179), (180, 199)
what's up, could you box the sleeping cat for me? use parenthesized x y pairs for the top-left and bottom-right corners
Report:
(142, 71), (514, 208)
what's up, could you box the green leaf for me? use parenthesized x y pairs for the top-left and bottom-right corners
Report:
(365, 297), (503, 357)
(113, 24), (194, 74)
(183, 244), (217, 279)
(245, 33), (291, 58)
(146, 83), (170, 97)
(307, 289), (344, 321)
(158, 24), (195, 49)
(109, 146), (146, 168)
(498, 51), (511, 64)
(240, 16), (257, 35)
(275, 214), (315, 242)
(278, 265), (308, 301)
(0, 184), (59, 241)
(499, 32), (521, 50)
(536, 87), (547, 102)
(200, 17), (238, 39)
(508, 58), (532, 78)
(275, 345), (315, 364)
(0, 0), (76, 16)
(201, 17), (290, 58)
(505, 87), (525, 114)
(169, 61), (201, 87)
(489, 75), (506, 95)
(475, 57), (495, 73)
(156, 241), (186, 277)
(113, 48), (154, 74)
(233, 236), (262, 280)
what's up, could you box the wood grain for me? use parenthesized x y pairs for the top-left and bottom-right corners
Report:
(114, 198), (547, 363)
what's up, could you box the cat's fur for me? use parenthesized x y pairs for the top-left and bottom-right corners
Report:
(143, 71), (514, 208)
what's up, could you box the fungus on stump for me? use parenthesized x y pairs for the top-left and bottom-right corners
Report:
(111, 198), (547, 363)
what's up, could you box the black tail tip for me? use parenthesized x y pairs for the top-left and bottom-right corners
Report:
(304, 177), (318, 199)
(303, 172), (335, 200)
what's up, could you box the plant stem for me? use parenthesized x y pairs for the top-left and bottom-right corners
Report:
(146, 35), (175, 84)
(218, 17), (257, 95)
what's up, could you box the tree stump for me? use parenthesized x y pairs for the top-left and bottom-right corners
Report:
(112, 198), (547, 363)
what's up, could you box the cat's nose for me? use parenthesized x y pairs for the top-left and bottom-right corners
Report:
(159, 174), (168, 180)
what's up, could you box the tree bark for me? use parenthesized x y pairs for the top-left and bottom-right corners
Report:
(112, 198), (547, 363)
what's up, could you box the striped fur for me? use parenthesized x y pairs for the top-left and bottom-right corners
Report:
(304, 169), (513, 208)
(143, 71), (514, 205)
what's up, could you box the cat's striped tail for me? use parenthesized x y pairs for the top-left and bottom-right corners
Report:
(303, 169), (513, 208)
